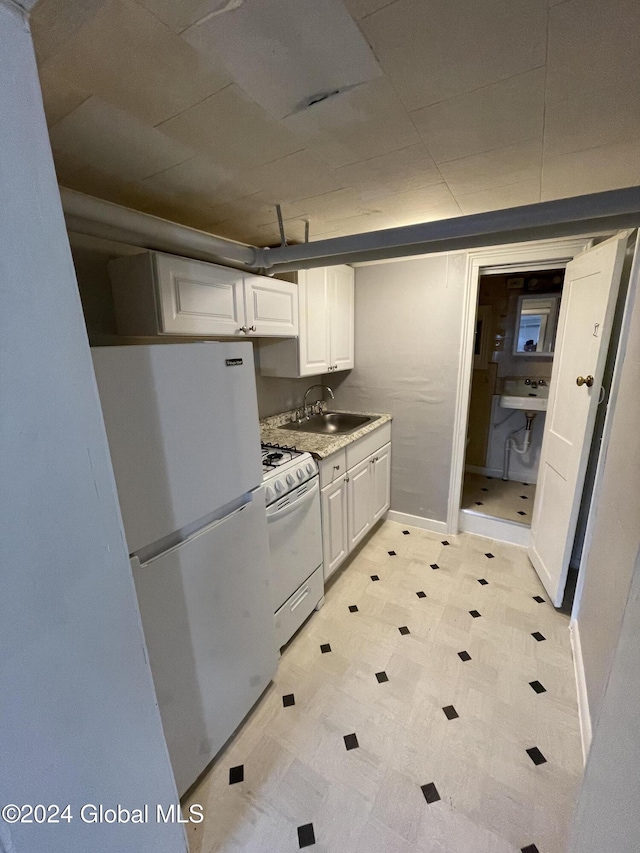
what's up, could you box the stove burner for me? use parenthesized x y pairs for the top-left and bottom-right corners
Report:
(266, 451), (283, 461)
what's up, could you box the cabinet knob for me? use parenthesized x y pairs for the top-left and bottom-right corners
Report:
(334, 464), (340, 471)
(249, 325), (256, 332)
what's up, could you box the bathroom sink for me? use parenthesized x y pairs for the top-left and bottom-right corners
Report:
(499, 379), (548, 411)
(499, 395), (547, 411)
(281, 412), (378, 435)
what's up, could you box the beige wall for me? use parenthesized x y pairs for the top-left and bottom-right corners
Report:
(573, 251), (640, 726)
(331, 252), (467, 524)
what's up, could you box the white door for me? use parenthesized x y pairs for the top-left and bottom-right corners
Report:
(299, 268), (331, 376)
(155, 253), (246, 336)
(371, 443), (391, 524)
(244, 274), (298, 337)
(347, 457), (372, 550)
(529, 234), (627, 605)
(321, 476), (349, 580)
(330, 265), (355, 372)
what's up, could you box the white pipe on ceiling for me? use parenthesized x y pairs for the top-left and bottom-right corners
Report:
(60, 188), (259, 271)
(256, 187), (640, 272)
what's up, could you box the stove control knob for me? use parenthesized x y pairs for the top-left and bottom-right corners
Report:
(297, 468), (305, 480)
(274, 480), (285, 493)
(265, 485), (275, 502)
(306, 462), (315, 474)
(286, 473), (295, 486)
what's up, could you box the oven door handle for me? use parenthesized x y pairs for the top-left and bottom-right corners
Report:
(266, 477), (319, 520)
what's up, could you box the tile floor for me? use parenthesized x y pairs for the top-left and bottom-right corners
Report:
(184, 521), (582, 853)
(462, 473), (537, 524)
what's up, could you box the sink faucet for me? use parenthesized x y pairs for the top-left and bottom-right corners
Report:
(303, 384), (334, 413)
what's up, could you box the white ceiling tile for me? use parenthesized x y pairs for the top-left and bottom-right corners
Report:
(455, 180), (541, 215)
(238, 149), (351, 203)
(437, 140), (542, 196)
(158, 84), (303, 169)
(49, 97), (196, 182)
(412, 69), (545, 164)
(182, 0), (382, 120)
(332, 144), (442, 200)
(544, 83), (640, 158)
(31, 0), (108, 64)
(38, 0), (230, 126)
(134, 0), (237, 34)
(283, 78), (420, 168)
(546, 0), (640, 104)
(541, 141), (640, 201)
(141, 154), (250, 206)
(342, 0), (396, 19)
(371, 183), (461, 223)
(360, 0), (547, 111)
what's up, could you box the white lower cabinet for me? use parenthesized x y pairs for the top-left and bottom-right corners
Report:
(320, 426), (391, 582)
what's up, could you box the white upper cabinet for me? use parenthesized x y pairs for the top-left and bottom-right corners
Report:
(258, 264), (354, 378)
(108, 251), (297, 338)
(243, 274), (298, 337)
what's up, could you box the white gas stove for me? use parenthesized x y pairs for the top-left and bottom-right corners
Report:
(261, 443), (323, 649)
(261, 443), (317, 506)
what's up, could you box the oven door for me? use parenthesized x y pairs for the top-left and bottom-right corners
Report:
(266, 476), (323, 612)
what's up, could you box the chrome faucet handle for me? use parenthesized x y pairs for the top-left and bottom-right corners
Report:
(538, 379), (546, 386)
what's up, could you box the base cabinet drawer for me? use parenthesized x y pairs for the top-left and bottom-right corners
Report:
(274, 564), (323, 650)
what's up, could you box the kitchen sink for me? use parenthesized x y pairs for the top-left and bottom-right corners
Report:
(281, 412), (378, 435)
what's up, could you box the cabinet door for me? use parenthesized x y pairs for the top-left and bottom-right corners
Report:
(321, 476), (349, 581)
(155, 253), (245, 336)
(244, 274), (298, 337)
(371, 442), (391, 524)
(329, 265), (355, 372)
(298, 268), (331, 376)
(347, 457), (371, 551)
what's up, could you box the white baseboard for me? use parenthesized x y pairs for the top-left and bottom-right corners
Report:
(459, 509), (530, 547)
(570, 620), (592, 764)
(386, 510), (448, 535)
(464, 464), (538, 485)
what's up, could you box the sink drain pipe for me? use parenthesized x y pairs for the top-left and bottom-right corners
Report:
(503, 413), (535, 481)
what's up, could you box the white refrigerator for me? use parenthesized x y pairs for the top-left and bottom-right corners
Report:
(92, 342), (277, 796)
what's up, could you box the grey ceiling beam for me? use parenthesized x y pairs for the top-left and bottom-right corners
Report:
(257, 187), (640, 272)
(60, 188), (259, 271)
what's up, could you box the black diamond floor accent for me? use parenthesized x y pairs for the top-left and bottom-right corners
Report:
(343, 733), (359, 751)
(520, 495), (529, 499)
(403, 530), (410, 535)
(441, 540), (450, 546)
(533, 595), (545, 603)
(421, 782), (441, 804)
(283, 693), (295, 707)
(416, 591), (427, 598)
(521, 846), (539, 853)
(469, 610), (481, 618)
(531, 632), (546, 642)
(485, 552), (495, 559)
(375, 671), (389, 683)
(475, 501), (483, 505)
(486, 476), (493, 480)
(348, 605), (359, 613)
(522, 483), (530, 487)
(526, 746), (547, 766)
(430, 563), (439, 570)
(530, 681), (546, 694)
(481, 487), (489, 492)
(442, 705), (459, 720)
(320, 643), (332, 653)
(458, 650), (471, 661)
(370, 575), (380, 581)
(388, 550), (396, 556)
(398, 626), (410, 635)
(478, 578), (488, 585)
(518, 511), (527, 516)
(297, 823), (316, 848)
(229, 765), (244, 784)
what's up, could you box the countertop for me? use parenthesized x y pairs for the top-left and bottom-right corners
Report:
(260, 409), (392, 459)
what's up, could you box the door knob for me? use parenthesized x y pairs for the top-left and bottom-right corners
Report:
(576, 375), (594, 387)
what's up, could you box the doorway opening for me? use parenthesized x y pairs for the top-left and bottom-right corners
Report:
(460, 266), (565, 539)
